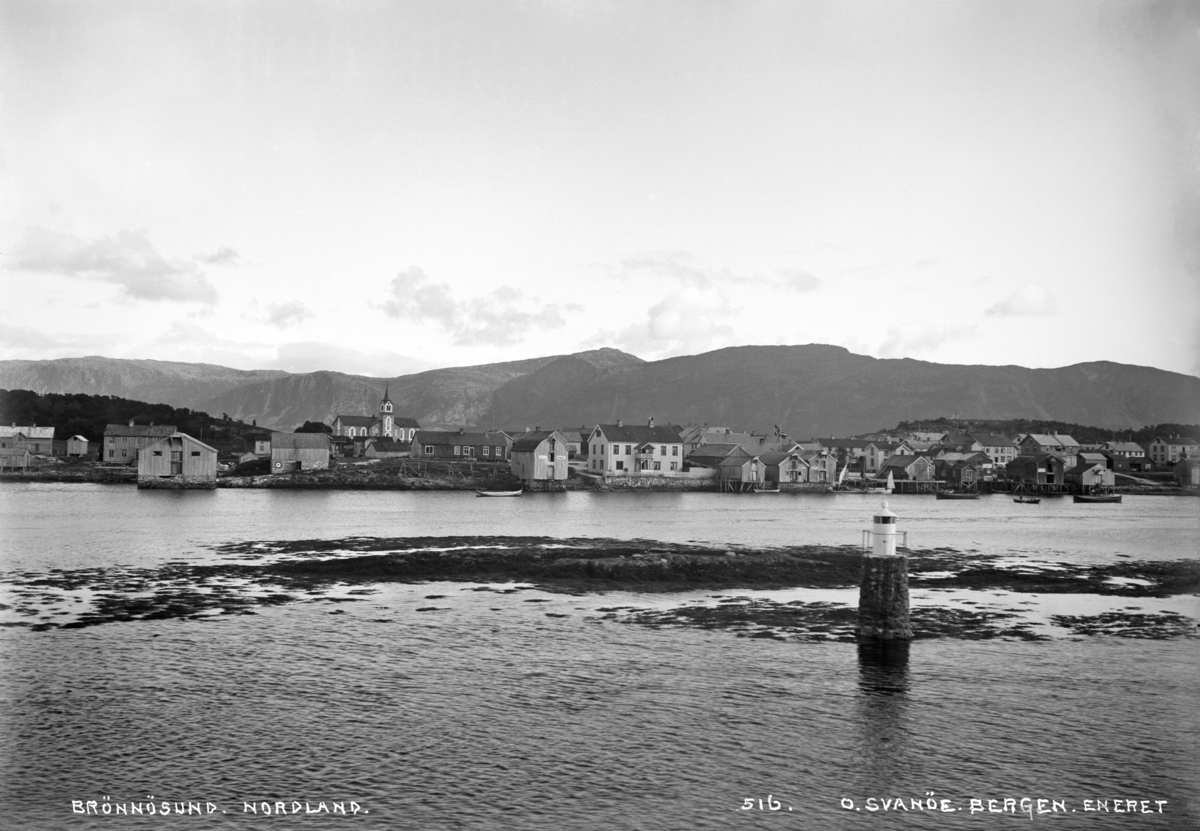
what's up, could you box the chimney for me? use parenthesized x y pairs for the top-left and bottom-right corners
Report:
(535, 425), (540, 432)
(648, 416), (655, 428)
(617, 419), (623, 428)
(459, 427), (464, 434)
(129, 419), (135, 427)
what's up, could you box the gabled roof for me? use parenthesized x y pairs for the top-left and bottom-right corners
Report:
(970, 434), (1014, 447)
(1103, 441), (1144, 452)
(940, 433), (979, 446)
(1067, 461), (1108, 474)
(511, 431), (563, 452)
(272, 433), (331, 450)
(686, 443), (748, 468)
(103, 424), (176, 438)
(0, 425), (55, 439)
(808, 438), (874, 449)
(593, 423), (683, 443)
(144, 432), (218, 454)
(758, 450), (805, 466)
(368, 439), (410, 453)
(69, 435), (89, 442)
(415, 430), (511, 446)
(881, 455), (928, 469)
(335, 415), (377, 427)
(391, 417), (421, 428)
(1022, 433), (1079, 447)
(1150, 435), (1199, 446)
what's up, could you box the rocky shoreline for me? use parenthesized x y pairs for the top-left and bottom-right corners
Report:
(5, 535), (1197, 641)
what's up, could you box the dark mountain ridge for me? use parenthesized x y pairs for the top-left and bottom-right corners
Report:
(2, 345), (1196, 435)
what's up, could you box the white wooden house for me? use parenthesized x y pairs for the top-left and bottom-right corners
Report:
(509, 430), (569, 486)
(137, 433), (218, 489)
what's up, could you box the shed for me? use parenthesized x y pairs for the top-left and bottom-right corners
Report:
(137, 433), (218, 489)
(509, 431), (568, 484)
(0, 448), (31, 470)
(67, 436), (90, 457)
(271, 433), (332, 471)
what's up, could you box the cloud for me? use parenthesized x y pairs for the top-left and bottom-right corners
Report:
(266, 301), (312, 327)
(583, 286), (736, 359)
(375, 267), (570, 346)
(611, 254), (823, 293)
(985, 284), (1057, 318)
(878, 323), (977, 359)
(0, 322), (126, 359)
(270, 341), (435, 377)
(11, 228), (219, 304)
(198, 247), (241, 265)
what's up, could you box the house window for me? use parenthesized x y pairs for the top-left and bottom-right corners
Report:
(670, 462), (677, 471)
(616, 461), (624, 470)
(672, 446), (678, 456)
(424, 445), (434, 456)
(653, 461), (661, 470)
(108, 450), (114, 458)
(153, 451), (162, 456)
(625, 445), (631, 455)
(612, 445), (619, 455)
(464, 446), (475, 458)
(191, 451), (200, 457)
(453, 446), (461, 456)
(660, 446), (666, 455)
(483, 446), (490, 457)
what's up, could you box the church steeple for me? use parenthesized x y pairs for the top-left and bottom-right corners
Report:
(380, 384), (393, 414)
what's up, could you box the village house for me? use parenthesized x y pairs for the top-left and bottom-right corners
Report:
(1005, 454), (1067, 487)
(331, 387), (420, 443)
(935, 457), (983, 490)
(937, 433), (984, 454)
(0, 448), (31, 470)
(509, 430), (569, 487)
(685, 443), (763, 487)
(363, 438), (411, 459)
(557, 430), (584, 460)
(1064, 459), (1116, 492)
(758, 448), (836, 484)
(905, 431), (947, 445)
(1146, 435), (1197, 465)
(137, 432), (218, 489)
(588, 419), (684, 476)
(1174, 457), (1200, 488)
(415, 430), (511, 462)
(862, 441), (902, 474)
(678, 425), (731, 452)
(970, 434), (1017, 466)
(1102, 441), (1145, 459)
(328, 434), (354, 457)
(102, 422), (176, 464)
(0, 424), (56, 454)
(66, 435), (90, 457)
(1017, 433), (1081, 458)
(874, 455), (937, 483)
(270, 432), (332, 471)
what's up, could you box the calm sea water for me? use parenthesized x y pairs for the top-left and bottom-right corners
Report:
(1, 484), (1198, 829)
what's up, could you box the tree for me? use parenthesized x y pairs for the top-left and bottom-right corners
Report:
(295, 420), (332, 434)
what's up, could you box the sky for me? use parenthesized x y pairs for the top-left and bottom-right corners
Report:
(2, 0), (1198, 378)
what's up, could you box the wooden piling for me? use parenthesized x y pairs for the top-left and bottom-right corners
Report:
(857, 553), (913, 641)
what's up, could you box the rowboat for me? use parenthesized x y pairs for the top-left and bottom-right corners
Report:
(753, 484), (781, 493)
(476, 488), (523, 497)
(1013, 496), (1041, 504)
(1073, 493), (1122, 504)
(935, 490), (979, 500)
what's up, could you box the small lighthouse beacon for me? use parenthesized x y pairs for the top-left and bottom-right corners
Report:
(872, 501), (898, 557)
(857, 500), (913, 641)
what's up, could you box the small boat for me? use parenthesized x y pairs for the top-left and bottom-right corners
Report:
(476, 488), (523, 497)
(753, 484), (781, 493)
(1073, 493), (1122, 504)
(1013, 496), (1041, 504)
(935, 490), (980, 500)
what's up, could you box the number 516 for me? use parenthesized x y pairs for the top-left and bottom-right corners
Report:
(741, 795), (784, 811)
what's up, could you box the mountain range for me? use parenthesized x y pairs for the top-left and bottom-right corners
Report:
(2, 345), (1198, 437)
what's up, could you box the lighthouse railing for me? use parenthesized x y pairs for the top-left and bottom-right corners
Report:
(861, 529), (909, 551)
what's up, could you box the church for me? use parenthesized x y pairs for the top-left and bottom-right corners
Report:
(331, 386), (420, 444)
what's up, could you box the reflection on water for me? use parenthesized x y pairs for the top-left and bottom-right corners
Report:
(857, 641), (910, 695)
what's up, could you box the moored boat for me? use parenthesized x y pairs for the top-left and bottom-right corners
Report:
(935, 490), (980, 500)
(1013, 496), (1041, 504)
(476, 488), (523, 497)
(1073, 493), (1122, 504)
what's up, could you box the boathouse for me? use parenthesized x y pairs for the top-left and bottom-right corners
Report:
(509, 430), (568, 487)
(271, 432), (332, 471)
(137, 433), (218, 489)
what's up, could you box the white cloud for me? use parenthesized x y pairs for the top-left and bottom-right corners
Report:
(266, 301), (312, 327)
(610, 254), (823, 293)
(878, 324), (977, 359)
(375, 267), (571, 346)
(586, 286), (736, 359)
(270, 341), (434, 377)
(985, 284), (1057, 318)
(11, 228), (220, 304)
